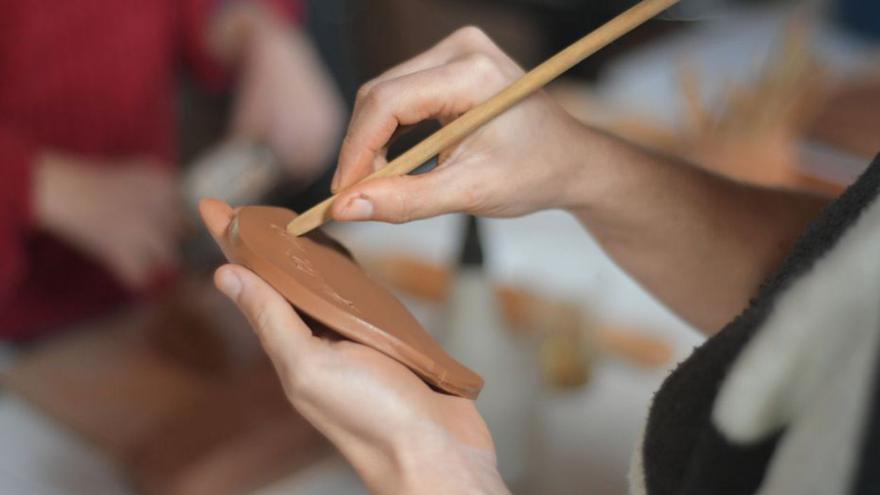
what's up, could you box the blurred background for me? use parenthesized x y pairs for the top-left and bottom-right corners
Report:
(0, 0), (878, 493)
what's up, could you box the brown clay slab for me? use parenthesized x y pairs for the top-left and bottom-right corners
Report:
(215, 206), (483, 399)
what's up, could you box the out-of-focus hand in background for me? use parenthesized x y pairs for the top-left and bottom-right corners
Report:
(211, 3), (345, 183)
(34, 153), (185, 290)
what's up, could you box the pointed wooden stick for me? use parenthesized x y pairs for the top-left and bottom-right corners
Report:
(287, 0), (679, 236)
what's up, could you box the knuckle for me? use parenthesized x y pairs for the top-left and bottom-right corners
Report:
(454, 25), (490, 47)
(365, 82), (393, 108)
(355, 82), (374, 102)
(357, 87), (380, 112)
(463, 53), (507, 89)
(390, 190), (414, 224)
(465, 53), (498, 77)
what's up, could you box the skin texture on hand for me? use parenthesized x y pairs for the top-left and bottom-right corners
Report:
(327, 26), (830, 334)
(329, 26), (590, 223)
(209, 3), (344, 182)
(199, 199), (509, 495)
(33, 152), (184, 289)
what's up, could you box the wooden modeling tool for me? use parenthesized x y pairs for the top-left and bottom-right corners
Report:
(286, 0), (680, 236)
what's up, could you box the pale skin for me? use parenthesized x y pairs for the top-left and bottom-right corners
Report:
(207, 27), (831, 493)
(33, 2), (342, 291)
(210, 2), (344, 178)
(202, 199), (507, 495)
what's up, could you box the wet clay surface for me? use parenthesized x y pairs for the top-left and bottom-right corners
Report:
(217, 206), (483, 399)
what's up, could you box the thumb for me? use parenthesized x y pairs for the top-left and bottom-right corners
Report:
(331, 171), (469, 224)
(214, 264), (314, 366)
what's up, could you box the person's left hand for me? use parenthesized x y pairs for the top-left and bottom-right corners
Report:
(228, 14), (344, 182)
(199, 199), (508, 494)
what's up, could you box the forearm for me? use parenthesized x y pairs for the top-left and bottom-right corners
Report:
(395, 444), (510, 495)
(207, 1), (343, 176)
(306, 410), (510, 495)
(567, 127), (829, 334)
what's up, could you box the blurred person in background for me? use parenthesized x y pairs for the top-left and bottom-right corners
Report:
(0, 0), (344, 340)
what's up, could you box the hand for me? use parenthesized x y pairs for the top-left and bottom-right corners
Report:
(330, 26), (601, 224)
(200, 198), (508, 494)
(214, 5), (344, 182)
(34, 153), (184, 290)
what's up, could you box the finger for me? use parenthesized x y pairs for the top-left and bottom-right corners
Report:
(214, 264), (314, 367)
(333, 29), (485, 192)
(198, 198), (236, 242)
(335, 55), (506, 192)
(331, 170), (471, 224)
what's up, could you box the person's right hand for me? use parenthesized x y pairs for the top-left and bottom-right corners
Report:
(34, 153), (184, 290)
(330, 27), (601, 224)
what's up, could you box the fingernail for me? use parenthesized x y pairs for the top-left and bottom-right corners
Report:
(217, 269), (242, 299)
(341, 195), (373, 220)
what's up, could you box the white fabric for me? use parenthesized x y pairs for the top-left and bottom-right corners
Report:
(627, 430), (648, 495)
(713, 195), (880, 495)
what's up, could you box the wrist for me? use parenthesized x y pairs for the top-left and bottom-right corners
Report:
(558, 122), (641, 216)
(385, 431), (507, 495)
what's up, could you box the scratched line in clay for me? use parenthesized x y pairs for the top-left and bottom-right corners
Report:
(270, 224), (305, 253)
(326, 290), (357, 310)
(278, 235), (359, 313)
(285, 249), (319, 277)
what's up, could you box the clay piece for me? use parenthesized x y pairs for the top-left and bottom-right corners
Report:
(215, 206), (483, 399)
